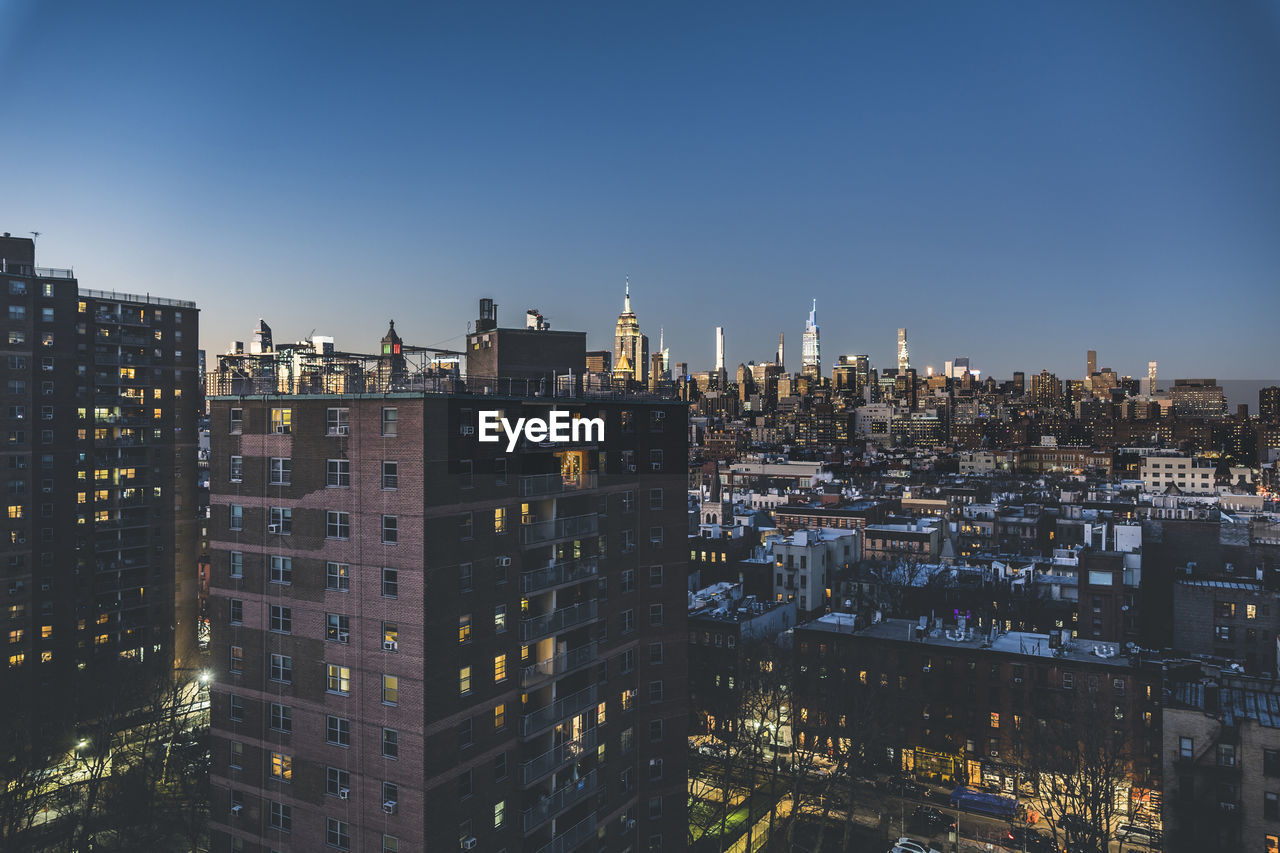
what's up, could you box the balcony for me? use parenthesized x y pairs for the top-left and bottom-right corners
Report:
(522, 770), (597, 832)
(535, 813), (598, 853)
(521, 472), (599, 497)
(520, 685), (598, 738)
(522, 514), (598, 546)
(521, 601), (599, 644)
(521, 557), (599, 595)
(521, 727), (599, 786)
(521, 642), (598, 689)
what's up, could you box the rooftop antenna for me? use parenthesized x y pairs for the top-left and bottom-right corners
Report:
(29, 232), (41, 243)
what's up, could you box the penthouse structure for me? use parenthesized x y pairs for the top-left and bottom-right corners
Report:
(208, 305), (689, 853)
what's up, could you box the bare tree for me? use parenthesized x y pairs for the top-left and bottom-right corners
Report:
(1014, 685), (1133, 853)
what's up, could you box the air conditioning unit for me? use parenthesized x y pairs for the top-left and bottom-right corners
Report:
(383, 640), (398, 652)
(650, 462), (662, 470)
(459, 425), (475, 436)
(496, 556), (511, 567)
(461, 838), (478, 851)
(274, 425), (289, 434)
(338, 788), (349, 800)
(230, 804), (243, 814)
(267, 524), (280, 533)
(336, 425), (349, 435)
(337, 631), (349, 643)
(41, 486), (51, 494)
(627, 464), (637, 472)
(382, 800), (397, 814)
(1013, 676), (1023, 684)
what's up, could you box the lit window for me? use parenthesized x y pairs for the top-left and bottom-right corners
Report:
(327, 664), (351, 694)
(460, 665), (472, 695)
(269, 751), (292, 782)
(382, 674), (399, 705)
(494, 654), (507, 683)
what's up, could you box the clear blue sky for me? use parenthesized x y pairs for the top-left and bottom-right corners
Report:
(2, 0), (1278, 383)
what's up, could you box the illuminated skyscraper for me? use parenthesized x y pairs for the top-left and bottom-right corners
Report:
(897, 327), (910, 373)
(612, 278), (647, 386)
(801, 300), (820, 380)
(1148, 361), (1158, 395)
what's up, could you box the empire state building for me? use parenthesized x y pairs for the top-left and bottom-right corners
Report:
(612, 279), (649, 386)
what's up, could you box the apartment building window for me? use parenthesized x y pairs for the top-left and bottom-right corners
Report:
(622, 609), (635, 634)
(229, 694), (244, 721)
(458, 769), (473, 798)
(459, 717), (473, 747)
(494, 653), (507, 683)
(383, 622), (399, 650)
(460, 665), (473, 695)
(269, 457), (291, 485)
(229, 505), (243, 531)
(381, 461), (398, 489)
(459, 562), (473, 592)
(229, 645), (243, 674)
(229, 551), (243, 578)
(620, 649), (635, 674)
(648, 757), (663, 781)
(270, 654), (292, 683)
(270, 703), (292, 733)
(1265, 749), (1280, 776)
(649, 565), (664, 587)
(230, 408), (244, 434)
(381, 728), (398, 758)
(269, 751), (292, 782)
(382, 567), (399, 598)
(269, 506), (291, 535)
(494, 703), (506, 731)
(229, 599), (243, 625)
(1266, 792), (1280, 820)
(326, 613), (350, 643)
(460, 459), (473, 489)
(382, 515), (398, 544)
(494, 458), (507, 485)
(270, 408), (292, 434)
(649, 603), (664, 626)
(1061, 672), (1074, 690)
(326, 766), (350, 798)
(621, 569), (635, 593)
(1219, 744), (1237, 766)
(381, 407), (397, 437)
(229, 456), (243, 483)
(326, 459), (349, 487)
(382, 836), (399, 853)
(383, 781), (399, 810)
(649, 642), (664, 665)
(268, 801), (291, 833)
(382, 674), (399, 705)
(649, 449), (663, 470)
(326, 818), (350, 850)
(229, 741), (243, 769)
(649, 718), (664, 741)
(326, 561), (350, 591)
(493, 506), (507, 534)
(649, 526), (664, 546)
(326, 511), (350, 539)
(270, 555), (292, 585)
(649, 680), (664, 703)
(649, 488), (663, 510)
(1179, 737), (1194, 759)
(327, 664), (351, 695)
(458, 512), (473, 539)
(326, 407), (350, 435)
(326, 715), (350, 746)
(269, 605), (292, 634)
(494, 800), (505, 829)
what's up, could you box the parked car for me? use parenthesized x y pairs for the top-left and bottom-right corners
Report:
(890, 838), (942, 853)
(1116, 822), (1162, 847)
(911, 805), (956, 832)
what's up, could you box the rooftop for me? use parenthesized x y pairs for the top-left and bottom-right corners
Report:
(801, 616), (1134, 668)
(1172, 681), (1280, 728)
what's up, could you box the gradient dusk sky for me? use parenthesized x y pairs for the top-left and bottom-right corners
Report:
(2, 1), (1278, 384)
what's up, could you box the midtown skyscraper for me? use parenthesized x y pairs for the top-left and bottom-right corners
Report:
(801, 299), (820, 380)
(612, 280), (648, 387)
(897, 327), (910, 373)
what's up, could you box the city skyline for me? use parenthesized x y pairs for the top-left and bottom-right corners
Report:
(2, 1), (1278, 380)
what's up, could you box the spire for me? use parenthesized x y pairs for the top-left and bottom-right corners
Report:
(624, 276), (631, 313)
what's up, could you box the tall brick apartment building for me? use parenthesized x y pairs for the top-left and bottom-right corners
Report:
(0, 233), (200, 722)
(207, 318), (689, 853)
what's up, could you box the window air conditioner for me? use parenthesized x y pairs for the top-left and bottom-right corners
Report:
(496, 556), (511, 567)
(336, 425), (349, 435)
(230, 804), (243, 814)
(461, 839), (478, 851)
(338, 788), (349, 800)
(274, 425), (289, 434)
(383, 640), (398, 652)
(627, 464), (636, 472)
(625, 819), (636, 830)
(382, 800), (397, 815)
(650, 462), (662, 470)
(267, 524), (279, 533)
(337, 631), (349, 643)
